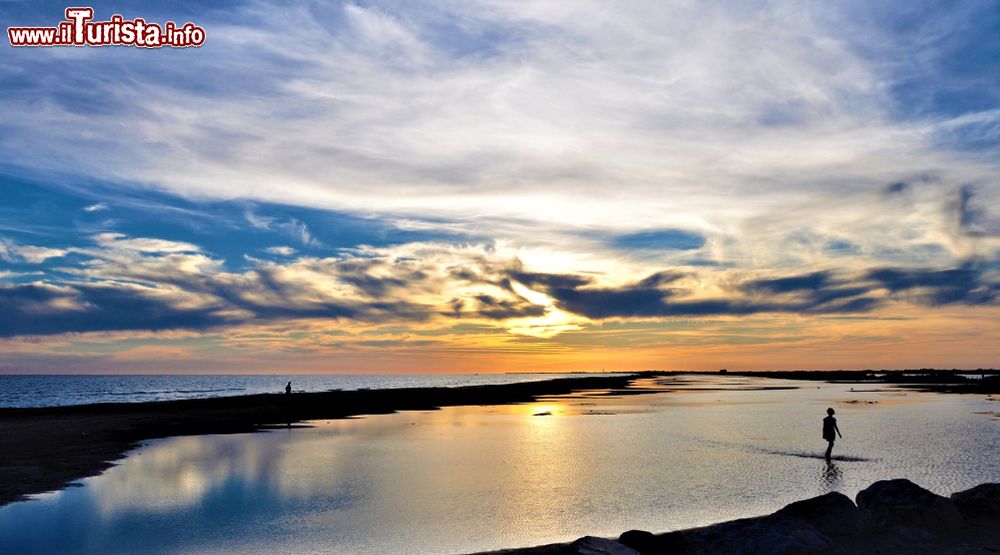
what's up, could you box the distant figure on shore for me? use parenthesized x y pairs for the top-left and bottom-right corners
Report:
(823, 407), (842, 461)
(285, 381), (292, 395)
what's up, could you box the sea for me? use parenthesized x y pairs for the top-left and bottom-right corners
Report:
(0, 373), (602, 408)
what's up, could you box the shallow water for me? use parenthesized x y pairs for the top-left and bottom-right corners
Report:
(1, 375), (998, 554)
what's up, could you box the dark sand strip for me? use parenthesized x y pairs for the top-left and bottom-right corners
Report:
(0, 373), (639, 507)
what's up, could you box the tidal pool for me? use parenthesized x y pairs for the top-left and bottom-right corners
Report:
(1, 375), (998, 554)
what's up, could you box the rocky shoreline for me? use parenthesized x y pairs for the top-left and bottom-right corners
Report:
(479, 479), (1000, 554)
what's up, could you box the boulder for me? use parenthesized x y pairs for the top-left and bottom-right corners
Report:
(683, 516), (831, 555)
(617, 530), (658, 554)
(567, 536), (640, 555)
(618, 530), (693, 555)
(855, 479), (963, 535)
(950, 483), (1000, 523)
(770, 491), (867, 536)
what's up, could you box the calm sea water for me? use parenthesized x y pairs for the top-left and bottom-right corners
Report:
(0, 374), (600, 408)
(1, 375), (998, 554)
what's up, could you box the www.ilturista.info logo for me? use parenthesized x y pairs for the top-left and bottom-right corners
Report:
(8, 7), (205, 48)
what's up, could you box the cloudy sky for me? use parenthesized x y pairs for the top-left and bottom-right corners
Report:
(1, 0), (998, 373)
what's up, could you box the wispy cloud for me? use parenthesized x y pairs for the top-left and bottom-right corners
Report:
(1, 1), (996, 235)
(92, 233), (200, 254)
(264, 246), (297, 256)
(83, 202), (109, 213)
(244, 211), (319, 247)
(12, 246), (67, 264)
(0, 239), (67, 264)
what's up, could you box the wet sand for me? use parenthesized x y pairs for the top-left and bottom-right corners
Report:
(0, 373), (638, 507)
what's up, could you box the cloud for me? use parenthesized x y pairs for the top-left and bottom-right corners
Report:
(866, 264), (999, 306)
(0, 239), (67, 264)
(467, 294), (545, 320)
(508, 264), (999, 320)
(0, 282), (229, 337)
(0, 228), (998, 343)
(92, 233), (200, 253)
(243, 211), (318, 247)
(0, 237), (492, 337)
(13, 246), (67, 264)
(1, 0), (997, 243)
(1, 1), (999, 368)
(950, 185), (1000, 238)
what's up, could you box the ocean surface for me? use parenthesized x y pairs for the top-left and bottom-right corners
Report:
(1, 374), (998, 554)
(0, 373), (601, 408)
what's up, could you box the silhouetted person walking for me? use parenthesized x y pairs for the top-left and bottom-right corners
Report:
(285, 381), (292, 395)
(823, 407), (842, 461)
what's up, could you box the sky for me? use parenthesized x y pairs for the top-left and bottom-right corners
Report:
(0, 0), (998, 374)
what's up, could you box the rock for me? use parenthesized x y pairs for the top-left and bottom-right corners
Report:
(683, 516), (831, 555)
(480, 537), (639, 555)
(618, 530), (693, 554)
(654, 531), (694, 554)
(884, 524), (935, 543)
(770, 491), (867, 536)
(568, 536), (640, 555)
(855, 479), (963, 535)
(617, 531), (657, 554)
(951, 483), (1000, 523)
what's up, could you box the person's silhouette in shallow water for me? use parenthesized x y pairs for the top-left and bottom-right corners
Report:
(285, 381), (292, 395)
(823, 407), (842, 461)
